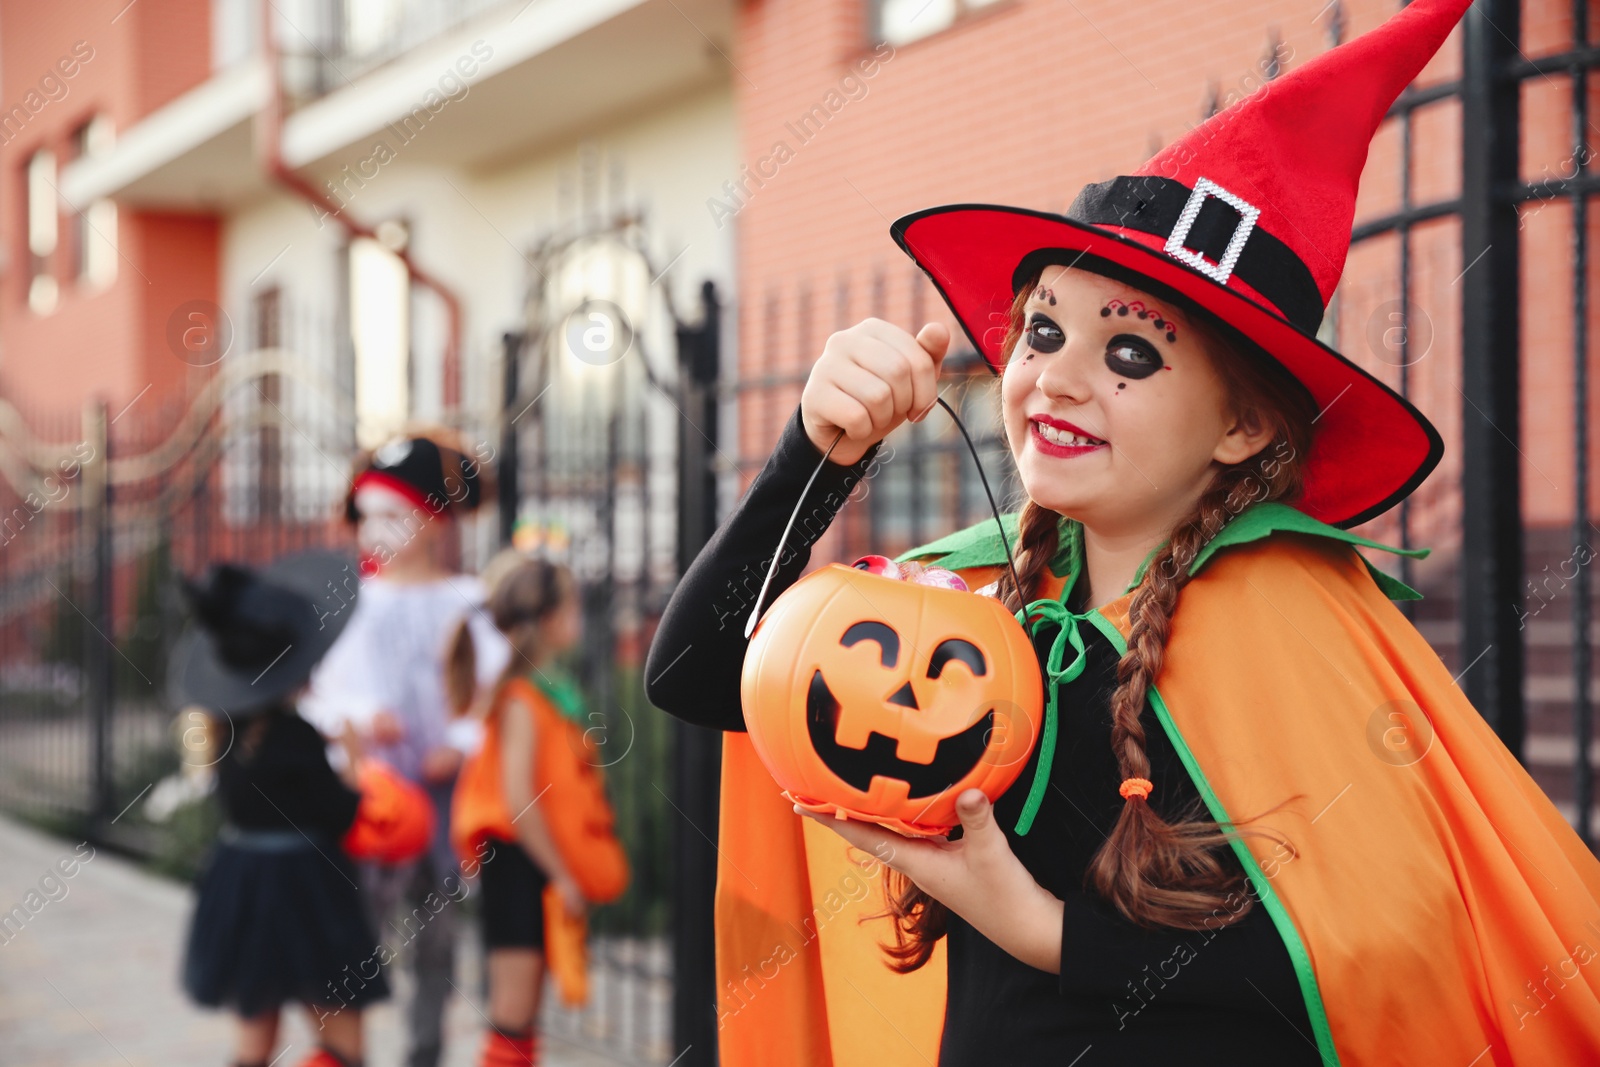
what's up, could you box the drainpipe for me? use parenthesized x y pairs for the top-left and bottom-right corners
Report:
(254, 4), (463, 410)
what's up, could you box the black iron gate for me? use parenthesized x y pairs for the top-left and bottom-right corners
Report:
(0, 326), (355, 869)
(1346, 0), (1596, 845)
(498, 218), (725, 1064)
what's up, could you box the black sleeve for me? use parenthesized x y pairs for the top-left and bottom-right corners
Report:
(644, 401), (884, 732)
(250, 713), (363, 837)
(284, 715), (363, 837)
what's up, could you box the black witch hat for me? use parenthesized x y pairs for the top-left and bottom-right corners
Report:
(169, 550), (361, 715)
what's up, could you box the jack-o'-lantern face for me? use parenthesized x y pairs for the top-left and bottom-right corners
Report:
(806, 622), (997, 798)
(741, 563), (1044, 836)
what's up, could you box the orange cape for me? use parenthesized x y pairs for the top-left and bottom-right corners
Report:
(713, 504), (1600, 1065)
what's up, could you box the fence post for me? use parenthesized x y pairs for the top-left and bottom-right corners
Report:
(670, 281), (722, 1067)
(499, 331), (523, 547)
(1459, 0), (1525, 757)
(82, 399), (114, 830)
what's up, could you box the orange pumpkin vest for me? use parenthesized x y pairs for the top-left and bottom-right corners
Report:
(452, 674), (630, 1007)
(451, 674), (630, 902)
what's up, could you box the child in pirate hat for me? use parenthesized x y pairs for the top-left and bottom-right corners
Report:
(646, 1), (1600, 1063)
(298, 428), (510, 1067)
(171, 550), (385, 1067)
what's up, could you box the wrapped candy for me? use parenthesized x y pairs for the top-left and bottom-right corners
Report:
(850, 555), (969, 592)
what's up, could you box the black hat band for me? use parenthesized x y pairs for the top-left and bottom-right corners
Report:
(1057, 176), (1325, 335)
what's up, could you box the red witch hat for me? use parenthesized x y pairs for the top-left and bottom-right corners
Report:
(891, 0), (1472, 528)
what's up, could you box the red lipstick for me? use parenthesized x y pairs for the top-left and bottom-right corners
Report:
(1028, 414), (1107, 458)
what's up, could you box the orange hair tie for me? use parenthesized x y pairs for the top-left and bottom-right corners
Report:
(1119, 777), (1153, 801)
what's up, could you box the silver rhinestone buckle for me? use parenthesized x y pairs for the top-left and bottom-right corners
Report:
(1163, 177), (1260, 285)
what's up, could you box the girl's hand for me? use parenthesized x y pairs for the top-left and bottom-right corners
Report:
(797, 788), (1065, 974)
(800, 319), (951, 466)
(553, 873), (586, 918)
(368, 709), (406, 745)
(335, 725), (363, 790)
(420, 744), (463, 783)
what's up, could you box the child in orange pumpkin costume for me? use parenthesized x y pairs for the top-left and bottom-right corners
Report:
(447, 553), (629, 1067)
(645, 1), (1600, 1064)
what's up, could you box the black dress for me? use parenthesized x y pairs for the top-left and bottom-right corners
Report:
(644, 402), (1324, 1066)
(182, 707), (391, 1017)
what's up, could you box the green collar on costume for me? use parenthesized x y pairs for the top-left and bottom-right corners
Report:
(894, 500), (1430, 602)
(526, 662), (588, 725)
(894, 512), (1081, 579)
(899, 501), (1431, 838)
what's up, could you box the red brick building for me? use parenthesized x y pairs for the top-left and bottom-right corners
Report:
(0, 0), (218, 420)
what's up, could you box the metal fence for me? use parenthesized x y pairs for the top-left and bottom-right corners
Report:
(493, 218), (726, 1063)
(0, 346), (355, 856)
(1340, 0), (1597, 844)
(0, 299), (686, 1062)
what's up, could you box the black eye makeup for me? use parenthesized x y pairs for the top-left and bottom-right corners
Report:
(1105, 333), (1164, 379)
(1022, 312), (1065, 354)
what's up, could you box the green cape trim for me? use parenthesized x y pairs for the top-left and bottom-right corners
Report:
(1081, 608), (1341, 1067)
(893, 511), (1080, 579)
(895, 501), (1382, 1064)
(895, 501), (1429, 602)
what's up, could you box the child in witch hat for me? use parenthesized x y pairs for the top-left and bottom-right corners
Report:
(646, 1), (1600, 1063)
(172, 550), (387, 1067)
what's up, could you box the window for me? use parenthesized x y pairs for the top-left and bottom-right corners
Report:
(344, 0), (404, 57)
(71, 116), (117, 291)
(872, 0), (1005, 46)
(26, 149), (58, 313)
(349, 235), (411, 449)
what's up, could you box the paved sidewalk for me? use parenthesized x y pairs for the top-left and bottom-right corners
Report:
(0, 814), (625, 1067)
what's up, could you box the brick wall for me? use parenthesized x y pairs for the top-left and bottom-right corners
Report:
(0, 0), (217, 424)
(730, 0), (1598, 533)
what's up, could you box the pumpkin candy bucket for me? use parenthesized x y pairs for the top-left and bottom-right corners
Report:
(341, 757), (435, 864)
(739, 400), (1044, 837)
(742, 561), (1042, 835)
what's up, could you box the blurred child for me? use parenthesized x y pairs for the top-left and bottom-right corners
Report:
(447, 552), (628, 1067)
(172, 551), (385, 1067)
(299, 429), (509, 1067)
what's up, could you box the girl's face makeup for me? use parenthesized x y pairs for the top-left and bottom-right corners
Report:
(353, 482), (438, 562)
(999, 265), (1263, 539)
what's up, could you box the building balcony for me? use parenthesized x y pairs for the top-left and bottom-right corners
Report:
(59, 0), (733, 212)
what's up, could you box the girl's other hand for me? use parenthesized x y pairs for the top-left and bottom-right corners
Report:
(335, 724), (363, 790)
(368, 709), (405, 745)
(800, 319), (952, 466)
(797, 788), (1065, 974)
(420, 744), (464, 783)
(554, 873), (586, 918)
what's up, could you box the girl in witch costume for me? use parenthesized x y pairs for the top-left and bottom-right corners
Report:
(645, 1), (1600, 1064)
(173, 551), (387, 1067)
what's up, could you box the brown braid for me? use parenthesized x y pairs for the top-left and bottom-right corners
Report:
(875, 265), (1319, 967)
(876, 478), (1068, 970)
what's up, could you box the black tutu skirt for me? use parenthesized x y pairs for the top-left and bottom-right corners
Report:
(182, 827), (391, 1017)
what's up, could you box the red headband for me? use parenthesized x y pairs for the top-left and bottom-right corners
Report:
(350, 469), (449, 517)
